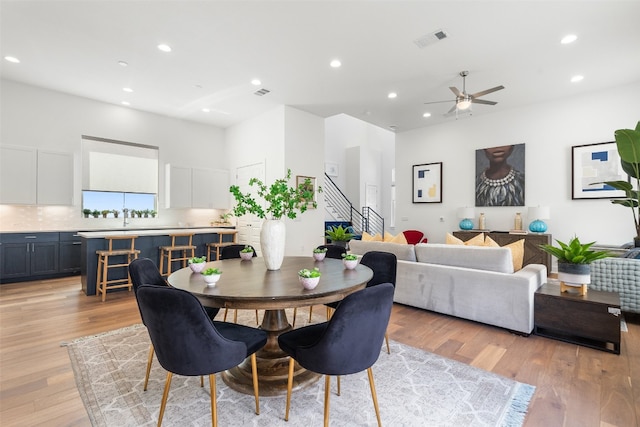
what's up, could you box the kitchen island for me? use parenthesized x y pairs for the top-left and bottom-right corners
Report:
(78, 227), (235, 296)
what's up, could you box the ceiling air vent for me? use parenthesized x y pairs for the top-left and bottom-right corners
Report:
(413, 29), (449, 49)
(254, 88), (270, 96)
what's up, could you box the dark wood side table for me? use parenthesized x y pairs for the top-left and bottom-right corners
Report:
(534, 283), (621, 354)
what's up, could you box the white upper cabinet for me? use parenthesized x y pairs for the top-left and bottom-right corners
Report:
(37, 150), (74, 205)
(166, 164), (229, 209)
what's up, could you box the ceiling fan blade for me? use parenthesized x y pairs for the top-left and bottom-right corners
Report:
(469, 85), (504, 98)
(446, 104), (457, 114)
(471, 99), (498, 106)
(424, 100), (454, 105)
(449, 86), (462, 97)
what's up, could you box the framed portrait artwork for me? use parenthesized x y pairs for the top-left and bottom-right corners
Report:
(296, 175), (317, 208)
(412, 162), (442, 203)
(571, 142), (627, 199)
(475, 143), (525, 207)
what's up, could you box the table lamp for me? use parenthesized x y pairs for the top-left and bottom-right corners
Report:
(457, 207), (475, 230)
(528, 206), (550, 233)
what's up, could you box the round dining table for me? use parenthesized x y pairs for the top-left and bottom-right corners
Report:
(168, 256), (373, 396)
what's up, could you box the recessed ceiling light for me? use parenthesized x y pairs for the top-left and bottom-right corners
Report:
(4, 56), (20, 63)
(561, 34), (578, 44)
(423, 112), (432, 118)
(388, 92), (397, 99)
(118, 60), (128, 67)
(202, 108), (210, 113)
(251, 79), (261, 86)
(121, 101), (130, 106)
(571, 75), (584, 83)
(157, 44), (172, 52)
(330, 59), (341, 68)
(123, 87), (133, 93)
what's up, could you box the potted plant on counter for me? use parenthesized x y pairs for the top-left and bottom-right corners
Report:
(188, 255), (207, 273)
(342, 253), (359, 270)
(313, 247), (327, 261)
(202, 267), (222, 285)
(240, 245), (254, 260)
(91, 210), (100, 218)
(112, 209), (119, 218)
(83, 209), (91, 218)
(298, 267), (321, 289)
(539, 236), (609, 295)
(101, 210), (110, 218)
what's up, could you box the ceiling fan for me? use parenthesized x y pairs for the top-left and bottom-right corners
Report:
(424, 71), (505, 114)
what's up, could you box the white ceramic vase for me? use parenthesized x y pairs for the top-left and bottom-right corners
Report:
(260, 219), (286, 270)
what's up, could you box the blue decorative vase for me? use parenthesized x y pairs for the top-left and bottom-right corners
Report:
(529, 219), (547, 233)
(459, 218), (474, 230)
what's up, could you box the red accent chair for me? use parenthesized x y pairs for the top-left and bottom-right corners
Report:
(402, 230), (428, 245)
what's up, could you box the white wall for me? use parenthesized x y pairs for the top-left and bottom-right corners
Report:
(0, 79), (227, 231)
(396, 81), (640, 246)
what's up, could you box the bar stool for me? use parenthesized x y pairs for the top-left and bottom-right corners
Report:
(159, 233), (196, 277)
(96, 235), (140, 302)
(206, 229), (238, 261)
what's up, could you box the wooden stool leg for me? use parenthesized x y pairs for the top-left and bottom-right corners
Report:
(101, 254), (109, 302)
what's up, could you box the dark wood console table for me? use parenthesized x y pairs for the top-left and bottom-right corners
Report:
(453, 230), (552, 272)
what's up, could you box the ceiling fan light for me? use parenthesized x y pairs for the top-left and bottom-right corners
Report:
(457, 99), (472, 110)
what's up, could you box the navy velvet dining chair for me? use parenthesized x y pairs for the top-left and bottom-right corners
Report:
(219, 245), (259, 324)
(129, 257), (221, 390)
(278, 283), (394, 427)
(324, 251), (397, 353)
(136, 284), (268, 427)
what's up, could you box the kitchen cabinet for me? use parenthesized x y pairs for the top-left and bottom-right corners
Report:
(166, 164), (229, 209)
(0, 145), (74, 205)
(59, 232), (82, 273)
(0, 233), (59, 281)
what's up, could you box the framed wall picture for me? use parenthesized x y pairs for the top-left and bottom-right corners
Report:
(324, 162), (339, 177)
(412, 162), (442, 203)
(296, 175), (317, 208)
(475, 143), (525, 206)
(571, 141), (627, 199)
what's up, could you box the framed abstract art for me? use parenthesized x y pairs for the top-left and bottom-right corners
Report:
(571, 142), (627, 199)
(412, 162), (442, 203)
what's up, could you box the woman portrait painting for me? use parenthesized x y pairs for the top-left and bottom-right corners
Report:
(475, 144), (525, 206)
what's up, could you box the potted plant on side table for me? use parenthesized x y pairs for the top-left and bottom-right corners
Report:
(539, 236), (610, 295)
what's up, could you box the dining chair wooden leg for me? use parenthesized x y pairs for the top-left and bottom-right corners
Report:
(284, 358), (295, 421)
(337, 375), (341, 396)
(144, 344), (154, 391)
(255, 310), (259, 325)
(251, 353), (260, 414)
(158, 371), (173, 427)
(308, 306), (313, 322)
(385, 332), (390, 354)
(367, 367), (382, 427)
(209, 373), (218, 427)
(223, 308), (229, 322)
(324, 375), (331, 427)
(201, 376), (204, 387)
(233, 309), (238, 323)
(292, 308), (297, 328)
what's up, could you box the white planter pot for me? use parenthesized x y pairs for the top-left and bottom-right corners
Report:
(299, 276), (320, 290)
(189, 262), (206, 273)
(240, 251), (254, 261)
(313, 252), (326, 261)
(343, 259), (358, 270)
(203, 274), (221, 286)
(260, 219), (286, 270)
(558, 262), (591, 284)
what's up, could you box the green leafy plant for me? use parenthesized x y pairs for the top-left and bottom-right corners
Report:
(150, 210), (157, 218)
(220, 212), (233, 223)
(342, 253), (358, 261)
(91, 210), (100, 218)
(599, 121), (640, 243)
(188, 256), (206, 264)
(229, 169), (321, 220)
(313, 247), (328, 254)
(112, 209), (119, 218)
(298, 267), (321, 278)
(101, 210), (110, 217)
(325, 225), (355, 242)
(202, 267), (222, 275)
(82, 209), (91, 217)
(240, 245), (254, 253)
(539, 236), (609, 264)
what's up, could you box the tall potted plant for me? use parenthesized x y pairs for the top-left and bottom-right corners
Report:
(230, 169), (321, 270)
(601, 121), (640, 247)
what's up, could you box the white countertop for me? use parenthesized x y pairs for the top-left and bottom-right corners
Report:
(77, 227), (236, 239)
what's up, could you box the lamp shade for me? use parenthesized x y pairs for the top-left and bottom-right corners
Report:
(457, 207), (475, 219)
(528, 206), (550, 220)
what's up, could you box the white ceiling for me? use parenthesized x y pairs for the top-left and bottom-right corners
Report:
(2, 1), (639, 132)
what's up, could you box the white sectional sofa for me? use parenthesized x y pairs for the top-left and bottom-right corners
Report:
(348, 240), (547, 334)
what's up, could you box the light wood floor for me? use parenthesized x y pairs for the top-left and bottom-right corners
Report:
(1, 276), (638, 427)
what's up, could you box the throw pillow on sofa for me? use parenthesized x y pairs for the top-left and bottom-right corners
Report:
(384, 231), (408, 244)
(484, 236), (524, 271)
(362, 231), (383, 241)
(445, 232), (484, 246)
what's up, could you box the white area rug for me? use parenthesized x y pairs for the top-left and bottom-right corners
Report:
(64, 312), (534, 427)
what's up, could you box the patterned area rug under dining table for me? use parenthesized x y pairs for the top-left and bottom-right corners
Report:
(64, 311), (535, 427)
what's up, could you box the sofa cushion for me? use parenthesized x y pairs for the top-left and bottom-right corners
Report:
(348, 240), (416, 262)
(484, 236), (525, 271)
(362, 231), (382, 242)
(446, 232), (485, 246)
(384, 231), (408, 244)
(414, 243), (514, 274)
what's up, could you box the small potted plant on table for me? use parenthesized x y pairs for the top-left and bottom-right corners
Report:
(342, 253), (359, 270)
(240, 245), (254, 260)
(188, 255), (207, 273)
(202, 267), (222, 285)
(298, 267), (321, 289)
(313, 247), (327, 261)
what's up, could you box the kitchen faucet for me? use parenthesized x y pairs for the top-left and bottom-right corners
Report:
(122, 208), (129, 227)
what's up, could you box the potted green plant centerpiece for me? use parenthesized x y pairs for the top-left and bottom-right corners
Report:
(599, 121), (640, 247)
(342, 253), (358, 270)
(230, 169), (321, 270)
(188, 255), (207, 273)
(325, 225), (355, 249)
(202, 267), (222, 285)
(240, 245), (254, 261)
(539, 236), (609, 295)
(313, 247), (328, 261)
(298, 267), (321, 289)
